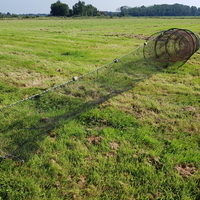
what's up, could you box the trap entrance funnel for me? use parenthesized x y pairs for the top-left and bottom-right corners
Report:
(143, 28), (200, 68)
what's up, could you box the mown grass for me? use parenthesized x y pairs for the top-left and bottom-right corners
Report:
(0, 17), (200, 200)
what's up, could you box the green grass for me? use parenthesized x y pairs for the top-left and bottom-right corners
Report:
(0, 17), (200, 200)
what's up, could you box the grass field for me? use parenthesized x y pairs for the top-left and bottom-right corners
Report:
(0, 17), (200, 200)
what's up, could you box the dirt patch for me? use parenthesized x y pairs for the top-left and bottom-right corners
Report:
(109, 142), (120, 150)
(104, 33), (148, 40)
(10, 51), (24, 56)
(40, 28), (49, 31)
(175, 163), (197, 177)
(182, 106), (197, 113)
(1, 69), (51, 88)
(148, 155), (163, 170)
(77, 176), (87, 189)
(87, 136), (103, 145)
(102, 151), (117, 158)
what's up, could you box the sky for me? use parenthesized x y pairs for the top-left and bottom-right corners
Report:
(0, 0), (200, 14)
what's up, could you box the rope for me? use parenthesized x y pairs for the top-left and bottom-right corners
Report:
(0, 79), (73, 111)
(0, 150), (24, 163)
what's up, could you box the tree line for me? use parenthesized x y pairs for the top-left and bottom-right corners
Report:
(50, 0), (99, 17)
(1, 2), (200, 18)
(120, 4), (200, 16)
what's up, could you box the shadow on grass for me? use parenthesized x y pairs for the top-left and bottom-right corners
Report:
(0, 82), (139, 163)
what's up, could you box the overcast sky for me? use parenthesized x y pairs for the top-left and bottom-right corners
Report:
(0, 0), (200, 14)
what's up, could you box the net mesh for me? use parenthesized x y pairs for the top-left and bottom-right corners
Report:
(0, 28), (199, 162)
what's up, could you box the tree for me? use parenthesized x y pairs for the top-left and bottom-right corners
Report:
(72, 1), (85, 16)
(50, 1), (69, 16)
(120, 3), (198, 16)
(198, 7), (200, 16)
(85, 4), (98, 16)
(72, 1), (98, 16)
(190, 6), (198, 16)
(119, 6), (131, 16)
